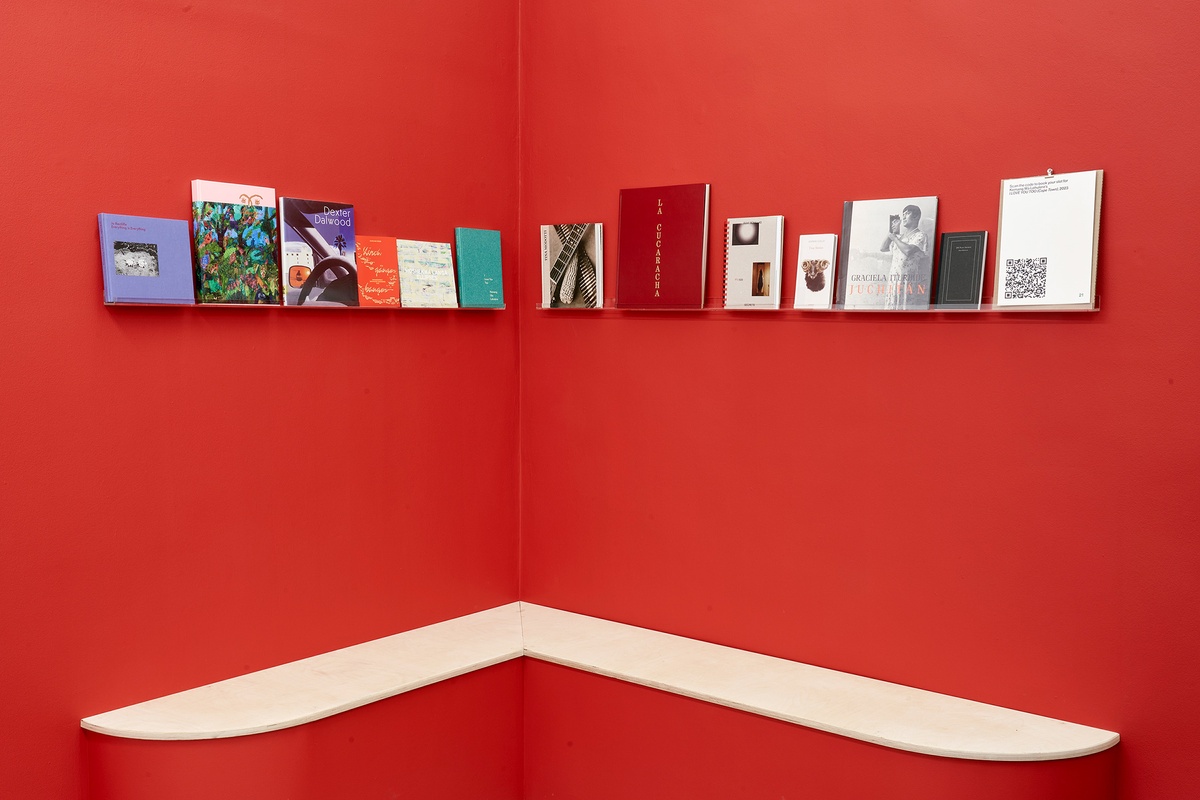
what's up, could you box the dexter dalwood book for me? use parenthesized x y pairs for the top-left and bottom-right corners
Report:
(191, 180), (280, 304)
(935, 231), (987, 308)
(793, 233), (838, 310)
(995, 170), (1102, 308)
(837, 196), (938, 310)
(454, 228), (504, 308)
(397, 239), (458, 308)
(723, 215), (783, 309)
(279, 198), (358, 306)
(616, 183), (710, 309)
(541, 223), (603, 308)
(98, 214), (195, 304)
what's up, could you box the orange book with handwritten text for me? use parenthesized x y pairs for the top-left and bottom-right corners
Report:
(355, 235), (401, 306)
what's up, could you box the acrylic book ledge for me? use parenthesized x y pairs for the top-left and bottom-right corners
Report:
(82, 602), (1118, 761)
(104, 302), (504, 310)
(536, 299), (1099, 313)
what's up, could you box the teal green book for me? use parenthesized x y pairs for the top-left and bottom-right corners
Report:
(454, 228), (504, 308)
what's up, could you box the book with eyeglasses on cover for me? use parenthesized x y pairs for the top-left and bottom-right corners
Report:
(541, 224), (603, 308)
(995, 169), (1102, 309)
(191, 180), (280, 304)
(723, 215), (783, 309)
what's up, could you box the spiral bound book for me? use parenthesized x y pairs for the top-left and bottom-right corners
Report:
(723, 215), (783, 309)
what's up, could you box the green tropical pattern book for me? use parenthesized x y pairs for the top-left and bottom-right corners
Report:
(191, 180), (280, 304)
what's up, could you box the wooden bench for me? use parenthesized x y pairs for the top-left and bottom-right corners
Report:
(83, 602), (1118, 761)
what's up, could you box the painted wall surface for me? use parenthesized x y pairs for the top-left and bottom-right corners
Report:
(0, 1), (520, 798)
(518, 0), (1200, 798)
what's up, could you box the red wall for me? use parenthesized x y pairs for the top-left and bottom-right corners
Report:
(0, 1), (520, 798)
(518, 0), (1200, 798)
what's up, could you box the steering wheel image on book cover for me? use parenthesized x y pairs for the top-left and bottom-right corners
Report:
(281, 198), (359, 306)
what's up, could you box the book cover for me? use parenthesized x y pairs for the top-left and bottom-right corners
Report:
(837, 196), (938, 310)
(98, 214), (195, 304)
(723, 216), (783, 309)
(355, 235), (401, 307)
(793, 233), (838, 310)
(616, 183), (710, 309)
(935, 231), (987, 308)
(279, 198), (358, 306)
(454, 228), (504, 308)
(541, 223), (603, 308)
(397, 240), (458, 308)
(191, 180), (280, 304)
(995, 170), (1102, 308)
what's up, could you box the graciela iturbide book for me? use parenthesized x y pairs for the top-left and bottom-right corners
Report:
(994, 169), (1102, 309)
(793, 233), (838, 310)
(191, 180), (280, 304)
(454, 228), (504, 308)
(279, 197), (358, 306)
(98, 214), (195, 304)
(616, 183), (710, 309)
(723, 215), (783, 309)
(837, 196), (938, 310)
(935, 231), (987, 308)
(541, 224), (603, 308)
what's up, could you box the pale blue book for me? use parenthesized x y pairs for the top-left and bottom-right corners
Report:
(454, 228), (504, 308)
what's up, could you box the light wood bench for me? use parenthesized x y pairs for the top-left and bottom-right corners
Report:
(83, 602), (1118, 761)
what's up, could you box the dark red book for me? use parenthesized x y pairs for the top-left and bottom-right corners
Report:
(616, 183), (710, 308)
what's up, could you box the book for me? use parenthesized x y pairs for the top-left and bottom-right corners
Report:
(454, 228), (504, 308)
(397, 240), (458, 308)
(836, 196), (938, 310)
(935, 231), (987, 308)
(995, 169), (1102, 308)
(792, 233), (838, 310)
(541, 223), (603, 308)
(191, 180), (280, 304)
(723, 216), (783, 309)
(616, 183), (710, 309)
(355, 236), (401, 307)
(98, 214), (195, 304)
(279, 198), (358, 306)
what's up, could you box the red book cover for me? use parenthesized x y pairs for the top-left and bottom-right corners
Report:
(616, 183), (710, 308)
(356, 235), (401, 306)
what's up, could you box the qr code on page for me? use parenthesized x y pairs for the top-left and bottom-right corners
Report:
(1004, 257), (1048, 300)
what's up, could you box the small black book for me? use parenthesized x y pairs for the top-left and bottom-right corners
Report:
(935, 231), (987, 308)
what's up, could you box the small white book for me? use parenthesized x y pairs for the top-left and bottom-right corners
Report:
(995, 169), (1103, 308)
(397, 239), (458, 308)
(793, 233), (838, 309)
(723, 215), (784, 309)
(541, 223), (604, 308)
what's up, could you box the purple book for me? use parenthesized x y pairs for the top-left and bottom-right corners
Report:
(98, 214), (195, 304)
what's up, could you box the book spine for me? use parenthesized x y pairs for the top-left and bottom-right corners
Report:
(722, 219), (732, 306)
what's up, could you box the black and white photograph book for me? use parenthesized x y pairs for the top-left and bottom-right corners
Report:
(837, 196), (938, 310)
